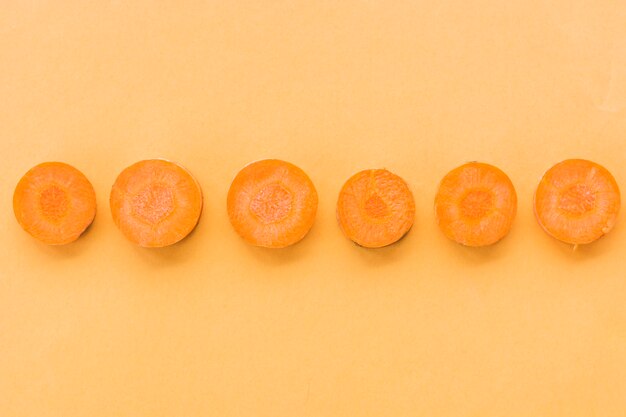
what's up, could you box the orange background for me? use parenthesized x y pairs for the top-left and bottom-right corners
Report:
(2, 1), (626, 415)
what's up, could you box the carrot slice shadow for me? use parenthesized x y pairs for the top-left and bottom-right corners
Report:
(443, 232), (512, 264)
(29, 221), (98, 259)
(351, 233), (414, 266)
(242, 232), (316, 266)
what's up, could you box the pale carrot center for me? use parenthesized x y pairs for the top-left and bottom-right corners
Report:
(249, 182), (292, 224)
(133, 184), (175, 225)
(364, 194), (390, 219)
(559, 184), (596, 215)
(40, 185), (69, 222)
(459, 189), (493, 219)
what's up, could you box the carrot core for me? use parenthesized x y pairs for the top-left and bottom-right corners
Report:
(132, 183), (175, 225)
(558, 184), (595, 215)
(40, 185), (70, 222)
(364, 194), (390, 219)
(249, 183), (293, 224)
(459, 189), (494, 220)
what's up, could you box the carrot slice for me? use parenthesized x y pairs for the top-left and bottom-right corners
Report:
(13, 162), (96, 245)
(534, 159), (620, 245)
(227, 159), (318, 248)
(435, 162), (517, 247)
(336, 169), (415, 248)
(110, 159), (203, 247)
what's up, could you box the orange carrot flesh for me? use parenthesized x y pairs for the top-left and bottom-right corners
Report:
(13, 162), (96, 245)
(534, 159), (620, 245)
(227, 159), (318, 248)
(435, 162), (517, 247)
(336, 169), (415, 248)
(110, 159), (203, 247)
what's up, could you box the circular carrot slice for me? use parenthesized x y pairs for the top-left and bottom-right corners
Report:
(227, 159), (318, 248)
(13, 162), (96, 245)
(534, 159), (620, 245)
(435, 162), (517, 247)
(110, 159), (203, 247)
(336, 169), (415, 248)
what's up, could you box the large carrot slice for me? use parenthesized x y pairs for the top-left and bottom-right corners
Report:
(110, 159), (203, 247)
(13, 162), (96, 245)
(227, 159), (318, 248)
(435, 162), (517, 247)
(534, 159), (620, 245)
(336, 169), (415, 248)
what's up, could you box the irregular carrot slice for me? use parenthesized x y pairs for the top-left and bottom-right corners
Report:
(227, 159), (318, 248)
(13, 162), (96, 245)
(336, 169), (415, 248)
(534, 159), (620, 245)
(110, 159), (203, 247)
(435, 162), (517, 247)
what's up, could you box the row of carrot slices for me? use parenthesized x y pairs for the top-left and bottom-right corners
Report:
(13, 159), (621, 248)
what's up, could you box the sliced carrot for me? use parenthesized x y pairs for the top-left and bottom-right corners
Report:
(227, 159), (318, 248)
(435, 162), (517, 247)
(13, 162), (96, 245)
(336, 169), (415, 248)
(110, 159), (203, 247)
(534, 159), (620, 245)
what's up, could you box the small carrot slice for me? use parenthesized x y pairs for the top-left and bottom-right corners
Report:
(13, 162), (96, 245)
(336, 169), (415, 248)
(435, 162), (517, 247)
(110, 159), (203, 247)
(227, 159), (318, 248)
(534, 159), (620, 245)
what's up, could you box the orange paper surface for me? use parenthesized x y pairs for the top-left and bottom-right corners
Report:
(2, 1), (626, 415)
